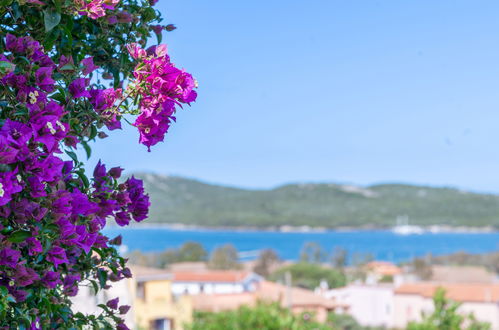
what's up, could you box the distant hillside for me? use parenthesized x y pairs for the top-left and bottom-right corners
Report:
(133, 173), (499, 228)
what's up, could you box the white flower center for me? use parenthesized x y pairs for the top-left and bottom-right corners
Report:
(16, 175), (21, 182)
(28, 91), (39, 104)
(46, 122), (56, 135)
(56, 121), (65, 132)
(0, 183), (5, 198)
(144, 128), (150, 134)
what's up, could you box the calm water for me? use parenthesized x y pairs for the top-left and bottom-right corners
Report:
(102, 228), (499, 263)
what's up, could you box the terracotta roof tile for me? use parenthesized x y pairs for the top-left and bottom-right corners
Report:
(395, 283), (499, 303)
(172, 271), (252, 283)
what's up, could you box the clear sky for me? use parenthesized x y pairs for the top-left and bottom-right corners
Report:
(87, 0), (499, 192)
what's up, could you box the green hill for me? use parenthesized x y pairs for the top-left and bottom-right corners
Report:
(134, 173), (499, 228)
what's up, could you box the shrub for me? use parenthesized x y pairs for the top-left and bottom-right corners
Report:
(0, 1), (197, 328)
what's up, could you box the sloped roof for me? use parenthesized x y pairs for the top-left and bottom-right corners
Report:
(129, 265), (172, 282)
(395, 282), (499, 303)
(430, 265), (496, 283)
(172, 271), (255, 283)
(366, 261), (402, 276)
(256, 281), (340, 309)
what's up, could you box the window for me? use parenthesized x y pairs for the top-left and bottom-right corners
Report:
(137, 282), (145, 300)
(152, 318), (172, 330)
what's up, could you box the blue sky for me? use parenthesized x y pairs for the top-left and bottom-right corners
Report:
(88, 0), (499, 192)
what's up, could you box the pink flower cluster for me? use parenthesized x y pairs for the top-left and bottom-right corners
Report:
(76, 0), (120, 19)
(0, 34), (149, 327)
(127, 43), (198, 150)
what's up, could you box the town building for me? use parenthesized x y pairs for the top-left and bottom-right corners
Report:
(394, 282), (499, 329)
(171, 270), (263, 295)
(324, 284), (394, 328)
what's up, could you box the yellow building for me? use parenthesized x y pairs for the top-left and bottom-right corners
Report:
(129, 265), (192, 330)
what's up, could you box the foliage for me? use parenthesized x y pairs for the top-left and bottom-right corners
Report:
(253, 248), (280, 277)
(187, 302), (330, 330)
(0, 0), (197, 328)
(270, 262), (346, 290)
(136, 175), (499, 228)
(410, 257), (433, 280)
(327, 313), (385, 330)
(407, 288), (491, 330)
(207, 243), (241, 270)
(300, 241), (327, 263)
(127, 241), (207, 268)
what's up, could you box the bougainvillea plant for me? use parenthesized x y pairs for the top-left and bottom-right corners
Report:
(0, 0), (197, 328)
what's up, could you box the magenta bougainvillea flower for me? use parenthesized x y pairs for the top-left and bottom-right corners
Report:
(0, 0), (195, 326)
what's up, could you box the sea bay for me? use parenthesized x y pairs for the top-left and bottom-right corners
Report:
(103, 227), (499, 263)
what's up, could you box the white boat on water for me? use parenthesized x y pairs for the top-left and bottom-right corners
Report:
(391, 215), (424, 235)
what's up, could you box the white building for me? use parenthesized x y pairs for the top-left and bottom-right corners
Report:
(171, 271), (263, 296)
(324, 284), (395, 328)
(71, 278), (134, 327)
(394, 283), (499, 329)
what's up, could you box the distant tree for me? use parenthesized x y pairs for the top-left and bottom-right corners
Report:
(408, 288), (491, 330)
(127, 250), (153, 267)
(412, 257), (433, 280)
(156, 248), (179, 268)
(331, 247), (348, 269)
(187, 302), (329, 330)
(351, 252), (374, 267)
(300, 242), (327, 263)
(327, 313), (378, 330)
(270, 263), (346, 290)
(253, 249), (281, 277)
(178, 241), (208, 262)
(208, 244), (241, 270)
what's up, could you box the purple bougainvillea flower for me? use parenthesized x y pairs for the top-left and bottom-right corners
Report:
(81, 57), (99, 75)
(14, 265), (40, 286)
(71, 189), (98, 216)
(114, 211), (131, 226)
(106, 297), (119, 309)
(116, 323), (130, 330)
(119, 305), (131, 314)
(69, 78), (91, 98)
(63, 273), (81, 296)
(108, 166), (123, 179)
(35, 67), (56, 92)
(41, 271), (61, 289)
(150, 25), (163, 35)
(0, 170), (23, 206)
(47, 246), (69, 268)
(117, 11), (133, 23)
(29, 317), (42, 330)
(26, 237), (43, 256)
(0, 248), (21, 268)
(11, 289), (28, 302)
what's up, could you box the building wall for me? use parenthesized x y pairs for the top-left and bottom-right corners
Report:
(171, 282), (245, 295)
(393, 293), (432, 328)
(71, 279), (134, 327)
(392, 294), (499, 329)
(132, 279), (192, 330)
(325, 285), (394, 328)
(457, 302), (499, 330)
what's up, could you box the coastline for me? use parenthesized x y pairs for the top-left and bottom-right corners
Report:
(107, 222), (498, 234)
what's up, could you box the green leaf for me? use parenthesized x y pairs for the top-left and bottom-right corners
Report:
(97, 269), (107, 289)
(0, 286), (8, 297)
(66, 150), (78, 163)
(0, 61), (15, 76)
(8, 231), (31, 243)
(82, 141), (92, 159)
(44, 9), (61, 32)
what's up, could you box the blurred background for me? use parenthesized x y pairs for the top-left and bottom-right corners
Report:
(75, 1), (499, 329)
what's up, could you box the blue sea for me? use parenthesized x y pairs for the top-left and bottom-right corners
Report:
(102, 228), (499, 263)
